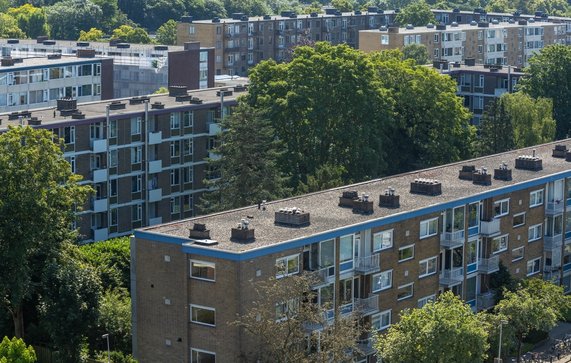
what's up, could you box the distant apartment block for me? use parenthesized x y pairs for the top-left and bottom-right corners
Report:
(0, 38), (215, 98)
(438, 61), (524, 126)
(359, 20), (567, 67)
(0, 85), (242, 242)
(133, 140), (571, 363)
(0, 53), (113, 112)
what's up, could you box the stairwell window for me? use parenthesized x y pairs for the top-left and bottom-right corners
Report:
(190, 305), (215, 326)
(190, 260), (215, 281)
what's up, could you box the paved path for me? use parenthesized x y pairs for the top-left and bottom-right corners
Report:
(506, 322), (571, 362)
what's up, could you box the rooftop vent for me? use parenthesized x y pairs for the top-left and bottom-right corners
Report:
(76, 49), (95, 58)
(216, 88), (233, 97)
(478, 22), (490, 27)
(410, 178), (442, 196)
(42, 40), (56, 45)
(436, 24), (447, 30)
(154, 45), (169, 51)
(339, 190), (358, 208)
(528, 18), (535, 23)
(263, 15), (271, 20)
(189, 97), (203, 104)
(353, 194), (374, 215)
(310, 12), (318, 17)
(116, 43), (130, 49)
(491, 19), (500, 24)
(231, 218), (255, 242)
(1, 58), (15, 66)
(355, 10), (362, 15)
(405, 24), (414, 29)
(47, 53), (61, 60)
(473, 167), (492, 186)
(71, 111), (85, 119)
(427, 23), (435, 28)
(275, 207), (310, 227)
(232, 12), (245, 20)
(509, 19), (516, 23)
(451, 21), (459, 27)
(459, 165), (476, 180)
(37, 36), (48, 43)
(175, 94), (193, 102)
(518, 20), (528, 25)
(212, 17), (221, 23)
(494, 162), (512, 181)
(234, 84), (247, 92)
(129, 96), (150, 105)
(552, 144), (567, 158)
(379, 25), (388, 31)
(242, 15), (249, 20)
(534, 11), (543, 17)
(367, 6), (378, 13)
(7, 39), (19, 44)
(108, 101), (126, 110)
(56, 97), (77, 111)
(470, 20), (478, 26)
(379, 187), (400, 208)
(169, 85), (188, 97)
(28, 117), (41, 126)
(465, 58), (476, 66)
(180, 15), (193, 23)
(453, 8), (460, 12)
(151, 101), (165, 109)
(515, 150), (542, 171)
(324, 8), (338, 15)
(189, 223), (211, 239)
(566, 152), (571, 162)
(76, 41), (90, 47)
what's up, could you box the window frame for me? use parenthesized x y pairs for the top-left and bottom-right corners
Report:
(492, 234), (509, 254)
(530, 189), (544, 208)
(419, 256), (438, 278)
(397, 282), (414, 301)
(371, 310), (391, 331)
(190, 304), (216, 327)
(528, 223), (543, 242)
(275, 254), (300, 278)
(494, 198), (510, 218)
(513, 212), (526, 228)
(420, 217), (438, 239)
(418, 294), (436, 308)
(398, 244), (415, 262)
(373, 229), (393, 251)
(372, 269), (393, 292)
(527, 257), (541, 276)
(191, 348), (216, 363)
(190, 260), (216, 282)
(511, 246), (525, 262)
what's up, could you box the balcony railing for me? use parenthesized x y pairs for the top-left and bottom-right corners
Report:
(546, 200), (564, 215)
(148, 188), (162, 202)
(355, 295), (379, 316)
(440, 267), (464, 285)
(92, 197), (108, 213)
(91, 138), (107, 153)
(356, 337), (375, 357)
(354, 254), (380, 274)
(307, 267), (334, 288)
(544, 234), (563, 251)
(92, 227), (109, 241)
(440, 230), (465, 248)
(480, 219), (501, 237)
(476, 291), (496, 311)
(148, 160), (162, 174)
(148, 131), (162, 145)
(92, 168), (108, 183)
(477, 256), (500, 274)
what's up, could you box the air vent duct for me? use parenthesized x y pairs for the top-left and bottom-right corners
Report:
(339, 190), (358, 208)
(494, 162), (512, 181)
(379, 187), (400, 208)
(189, 223), (211, 239)
(515, 150), (542, 171)
(552, 144), (567, 158)
(410, 178), (442, 196)
(353, 194), (374, 214)
(231, 219), (255, 242)
(275, 207), (310, 227)
(459, 165), (476, 180)
(472, 167), (492, 186)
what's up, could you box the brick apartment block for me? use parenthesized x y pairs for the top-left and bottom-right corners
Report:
(0, 85), (243, 242)
(133, 140), (571, 363)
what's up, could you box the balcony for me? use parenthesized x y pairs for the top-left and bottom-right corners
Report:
(306, 267), (334, 288)
(148, 160), (162, 174)
(208, 151), (221, 161)
(92, 227), (108, 241)
(477, 256), (500, 274)
(209, 122), (222, 135)
(440, 230), (465, 248)
(92, 197), (108, 213)
(148, 188), (162, 202)
(356, 337), (375, 357)
(148, 131), (162, 145)
(440, 267), (464, 286)
(546, 200), (564, 215)
(494, 88), (508, 97)
(544, 234), (563, 251)
(355, 295), (379, 317)
(91, 138), (107, 153)
(354, 254), (380, 274)
(476, 291), (496, 311)
(480, 219), (501, 237)
(149, 217), (163, 226)
(92, 168), (108, 183)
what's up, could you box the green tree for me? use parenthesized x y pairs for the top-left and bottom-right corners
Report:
(111, 24), (152, 43)
(0, 337), (37, 363)
(38, 247), (101, 363)
(156, 19), (177, 45)
(7, 4), (50, 38)
(521, 44), (571, 139)
(302, 1), (323, 14)
(144, 0), (185, 30)
(298, 164), (346, 193)
(394, 0), (436, 26)
(375, 291), (490, 363)
(0, 13), (26, 38)
(200, 103), (290, 213)
(0, 126), (91, 339)
(233, 274), (363, 363)
(476, 98), (514, 156)
(495, 279), (570, 362)
(402, 43), (429, 64)
(46, 0), (104, 39)
(79, 237), (131, 291)
(502, 92), (555, 148)
(223, 0), (271, 16)
(331, 0), (355, 11)
(153, 86), (169, 94)
(95, 289), (131, 354)
(78, 27), (104, 41)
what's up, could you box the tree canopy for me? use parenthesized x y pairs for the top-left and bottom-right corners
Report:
(395, 0), (436, 26)
(376, 291), (490, 363)
(0, 337), (36, 363)
(46, 0), (103, 39)
(7, 4), (50, 38)
(78, 27), (104, 41)
(111, 24), (152, 43)
(156, 19), (177, 45)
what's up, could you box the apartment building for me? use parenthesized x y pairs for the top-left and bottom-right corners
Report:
(177, 8), (396, 76)
(0, 85), (241, 242)
(0, 38), (215, 98)
(360, 20), (567, 67)
(438, 61), (524, 125)
(133, 140), (571, 363)
(0, 53), (113, 112)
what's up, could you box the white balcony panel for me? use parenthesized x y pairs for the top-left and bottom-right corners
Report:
(148, 131), (162, 145)
(148, 160), (162, 174)
(480, 219), (501, 237)
(148, 188), (162, 202)
(93, 198), (108, 213)
(93, 168), (108, 183)
(91, 138), (108, 153)
(92, 227), (109, 241)
(209, 123), (222, 135)
(149, 217), (163, 226)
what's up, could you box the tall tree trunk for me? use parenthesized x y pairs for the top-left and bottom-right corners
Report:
(516, 338), (522, 363)
(12, 305), (24, 338)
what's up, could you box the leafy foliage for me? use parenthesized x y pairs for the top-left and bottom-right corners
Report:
(375, 291), (490, 363)
(46, 0), (103, 39)
(7, 4), (50, 38)
(0, 13), (26, 38)
(79, 237), (131, 291)
(402, 43), (429, 64)
(78, 27), (104, 41)
(395, 0), (436, 26)
(111, 24), (152, 43)
(156, 19), (177, 45)
(95, 289), (132, 354)
(0, 336), (37, 363)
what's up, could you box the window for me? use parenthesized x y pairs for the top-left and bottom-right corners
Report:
(183, 194), (193, 212)
(528, 223), (542, 242)
(65, 156), (75, 173)
(131, 146), (142, 164)
(110, 208), (118, 226)
(371, 310), (391, 331)
(276, 254), (299, 278)
(63, 126), (75, 144)
(527, 257), (541, 276)
(492, 234), (508, 254)
(132, 204), (142, 222)
(183, 138), (193, 156)
(183, 166), (193, 184)
(275, 299), (299, 321)
(513, 212), (526, 227)
(398, 245), (414, 262)
(109, 149), (117, 167)
(530, 189), (544, 207)
(109, 120), (117, 138)
(339, 235), (354, 263)
(418, 294), (436, 308)
(170, 112), (181, 129)
(494, 199), (509, 218)
(131, 175), (141, 193)
(420, 218), (438, 238)
(419, 256), (438, 278)
(373, 230), (393, 251)
(372, 270), (392, 292)
(191, 348), (215, 363)
(190, 305), (215, 326)
(130, 117), (141, 135)
(511, 246), (524, 262)
(397, 283), (414, 301)
(170, 169), (180, 186)
(170, 197), (180, 214)
(380, 34), (389, 45)
(170, 141), (180, 157)
(183, 111), (194, 127)
(190, 260), (215, 281)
